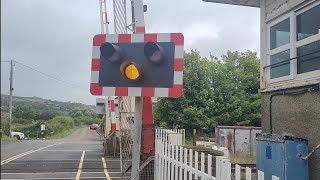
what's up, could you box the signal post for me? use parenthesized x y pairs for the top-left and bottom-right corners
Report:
(91, 0), (184, 179)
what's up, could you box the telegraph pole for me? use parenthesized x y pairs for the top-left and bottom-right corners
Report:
(8, 59), (14, 133)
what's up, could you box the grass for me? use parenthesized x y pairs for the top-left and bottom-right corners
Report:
(1, 135), (18, 142)
(229, 152), (256, 164)
(47, 125), (86, 139)
(185, 136), (193, 145)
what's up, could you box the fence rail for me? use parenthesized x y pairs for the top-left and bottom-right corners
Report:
(155, 129), (215, 180)
(154, 129), (280, 180)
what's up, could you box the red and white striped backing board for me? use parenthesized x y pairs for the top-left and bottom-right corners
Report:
(109, 97), (117, 132)
(90, 33), (184, 98)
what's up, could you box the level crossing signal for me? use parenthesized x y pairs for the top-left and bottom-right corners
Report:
(90, 33), (184, 98)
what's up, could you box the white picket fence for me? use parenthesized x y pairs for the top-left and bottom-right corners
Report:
(155, 129), (215, 180)
(155, 129), (280, 180)
(216, 153), (280, 180)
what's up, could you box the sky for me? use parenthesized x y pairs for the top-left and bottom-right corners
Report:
(1, 0), (260, 105)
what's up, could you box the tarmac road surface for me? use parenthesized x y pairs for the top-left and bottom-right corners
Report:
(1, 127), (123, 180)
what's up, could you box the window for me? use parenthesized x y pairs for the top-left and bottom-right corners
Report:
(270, 18), (290, 49)
(297, 4), (320, 41)
(297, 40), (320, 74)
(270, 50), (290, 79)
(267, 2), (320, 84)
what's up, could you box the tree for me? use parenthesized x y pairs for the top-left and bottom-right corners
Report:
(13, 105), (39, 120)
(69, 107), (96, 118)
(155, 50), (261, 132)
(39, 110), (59, 120)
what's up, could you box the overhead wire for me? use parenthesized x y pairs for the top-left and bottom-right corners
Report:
(13, 60), (84, 88)
(2, 60), (89, 104)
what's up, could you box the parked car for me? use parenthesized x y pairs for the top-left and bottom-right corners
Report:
(10, 131), (25, 140)
(89, 124), (98, 130)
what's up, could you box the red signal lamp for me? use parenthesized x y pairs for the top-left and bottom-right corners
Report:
(144, 42), (164, 64)
(100, 42), (124, 63)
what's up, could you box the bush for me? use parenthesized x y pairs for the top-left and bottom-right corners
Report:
(47, 116), (75, 135)
(12, 117), (34, 124)
(73, 116), (103, 126)
(12, 121), (40, 137)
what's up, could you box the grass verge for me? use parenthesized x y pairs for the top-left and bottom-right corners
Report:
(1, 135), (18, 142)
(229, 152), (256, 164)
(47, 125), (86, 139)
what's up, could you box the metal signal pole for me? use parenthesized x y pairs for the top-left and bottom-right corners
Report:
(99, 0), (111, 138)
(130, 0), (146, 179)
(8, 60), (14, 133)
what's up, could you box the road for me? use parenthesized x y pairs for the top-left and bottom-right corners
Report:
(1, 127), (123, 180)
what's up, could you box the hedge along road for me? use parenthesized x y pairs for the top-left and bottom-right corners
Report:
(0, 127), (112, 180)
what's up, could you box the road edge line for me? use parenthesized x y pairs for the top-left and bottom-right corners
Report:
(1, 143), (61, 165)
(102, 157), (111, 180)
(75, 150), (85, 180)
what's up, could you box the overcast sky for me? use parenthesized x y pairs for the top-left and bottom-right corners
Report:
(1, 0), (260, 105)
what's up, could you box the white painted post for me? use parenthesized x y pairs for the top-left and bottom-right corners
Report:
(215, 157), (221, 180)
(155, 129), (157, 141)
(176, 129), (178, 145)
(164, 141), (168, 179)
(195, 151), (199, 179)
(272, 175), (280, 180)
(226, 161), (231, 180)
(167, 143), (171, 180)
(258, 170), (264, 180)
(189, 149), (193, 179)
(160, 141), (164, 180)
(201, 152), (205, 180)
(179, 146), (183, 180)
(245, 167), (251, 180)
(131, 97), (142, 180)
(220, 160), (226, 180)
(235, 164), (241, 180)
(208, 154), (212, 176)
(174, 145), (178, 180)
(155, 139), (159, 180)
(171, 144), (175, 180)
(220, 159), (231, 180)
(172, 129), (176, 145)
(162, 129), (165, 142)
(159, 138), (162, 180)
(184, 148), (188, 179)
(165, 129), (167, 141)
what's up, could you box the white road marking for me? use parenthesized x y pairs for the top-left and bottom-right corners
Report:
(1, 178), (108, 180)
(102, 157), (111, 180)
(99, 159), (122, 161)
(0, 172), (77, 175)
(38, 150), (99, 152)
(75, 151), (85, 180)
(1, 143), (61, 165)
(0, 172), (107, 174)
(110, 177), (131, 179)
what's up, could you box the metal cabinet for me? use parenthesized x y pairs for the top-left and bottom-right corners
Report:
(256, 133), (309, 180)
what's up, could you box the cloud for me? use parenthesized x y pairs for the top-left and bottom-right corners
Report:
(1, 0), (260, 104)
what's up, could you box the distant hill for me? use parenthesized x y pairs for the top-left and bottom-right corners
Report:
(1, 95), (95, 120)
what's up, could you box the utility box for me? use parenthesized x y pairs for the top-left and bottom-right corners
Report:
(256, 133), (309, 180)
